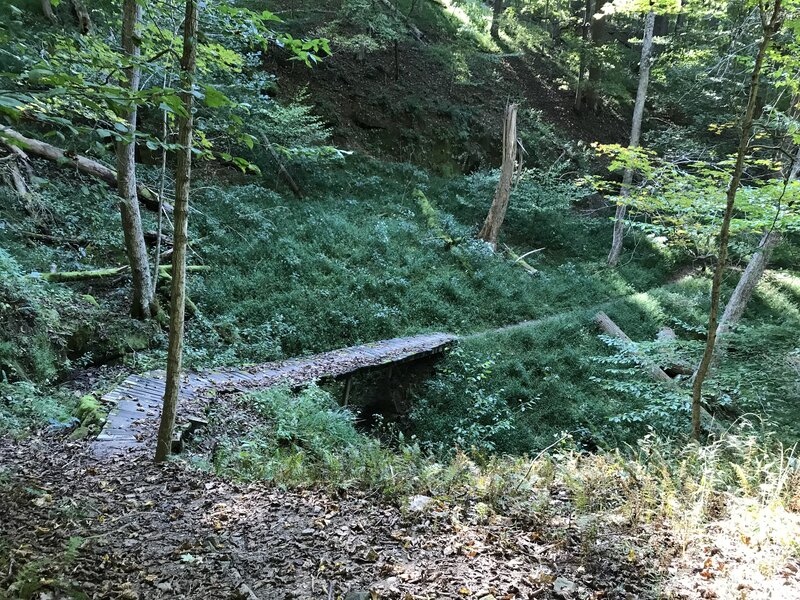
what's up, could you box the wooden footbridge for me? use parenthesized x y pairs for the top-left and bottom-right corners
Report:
(92, 333), (456, 457)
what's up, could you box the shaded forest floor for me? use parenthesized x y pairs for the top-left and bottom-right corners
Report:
(2, 433), (799, 599)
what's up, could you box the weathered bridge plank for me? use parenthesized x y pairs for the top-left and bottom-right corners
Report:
(92, 333), (456, 457)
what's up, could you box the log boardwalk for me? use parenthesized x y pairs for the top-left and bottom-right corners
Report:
(92, 333), (456, 457)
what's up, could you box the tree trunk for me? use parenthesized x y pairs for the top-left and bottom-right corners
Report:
(155, 0), (198, 464)
(790, 143), (800, 182)
(0, 126), (166, 212)
(490, 0), (503, 38)
(716, 230), (782, 339)
(714, 138), (798, 342)
(477, 104), (518, 249)
(41, 0), (58, 23)
(653, 13), (669, 37)
(261, 134), (303, 199)
(38, 264), (207, 283)
(595, 311), (673, 383)
(71, 0), (91, 34)
(586, 0), (608, 112)
(607, 10), (655, 267)
(574, 0), (593, 112)
(118, 0), (155, 320)
(691, 0), (782, 441)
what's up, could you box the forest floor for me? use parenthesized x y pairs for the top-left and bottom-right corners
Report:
(2, 433), (799, 600)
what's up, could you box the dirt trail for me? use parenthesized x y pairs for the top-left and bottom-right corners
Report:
(0, 437), (659, 600)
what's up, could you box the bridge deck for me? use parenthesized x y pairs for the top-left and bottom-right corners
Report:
(92, 333), (456, 457)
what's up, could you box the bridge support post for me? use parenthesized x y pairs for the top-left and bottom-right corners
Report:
(342, 376), (353, 407)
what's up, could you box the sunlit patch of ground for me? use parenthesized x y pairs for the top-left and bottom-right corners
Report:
(664, 498), (800, 599)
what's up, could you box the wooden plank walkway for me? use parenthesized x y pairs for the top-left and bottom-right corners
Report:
(91, 333), (456, 457)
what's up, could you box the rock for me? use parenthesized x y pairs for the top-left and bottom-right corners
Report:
(407, 494), (433, 512)
(553, 576), (576, 597)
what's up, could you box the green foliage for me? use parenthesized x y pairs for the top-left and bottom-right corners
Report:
(0, 381), (80, 437)
(320, 0), (406, 54)
(203, 383), (799, 540)
(0, 247), (68, 383)
(592, 335), (695, 436)
(210, 386), (391, 488)
(411, 349), (515, 453)
(593, 144), (800, 260)
(0, 0), (330, 174)
(175, 159), (667, 367)
(0, 532), (86, 599)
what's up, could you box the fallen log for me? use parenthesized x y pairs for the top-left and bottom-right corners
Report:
(0, 126), (170, 213)
(19, 230), (87, 246)
(503, 244), (539, 276)
(415, 189), (454, 247)
(33, 264), (208, 283)
(595, 312), (671, 383)
(2, 141), (32, 195)
(594, 311), (720, 432)
(144, 231), (173, 246)
(5, 160), (28, 196)
(654, 327), (695, 376)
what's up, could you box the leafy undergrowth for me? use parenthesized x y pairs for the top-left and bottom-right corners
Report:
(0, 244), (156, 436)
(173, 159), (670, 369)
(411, 268), (800, 452)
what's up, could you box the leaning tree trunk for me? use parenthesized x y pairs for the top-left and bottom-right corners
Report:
(716, 231), (782, 339)
(477, 103), (518, 249)
(118, 0), (155, 320)
(0, 126), (165, 212)
(714, 141), (798, 341)
(691, 0), (782, 441)
(607, 10), (655, 267)
(791, 143), (800, 182)
(155, 0), (198, 464)
(490, 0), (503, 38)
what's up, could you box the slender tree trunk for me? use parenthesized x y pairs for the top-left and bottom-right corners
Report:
(586, 0), (608, 113)
(153, 71), (171, 293)
(117, 0), (155, 320)
(607, 10), (655, 267)
(491, 0), (503, 38)
(478, 104), (518, 249)
(41, 0), (58, 23)
(791, 143), (800, 182)
(574, 0), (593, 112)
(155, 0), (198, 463)
(691, 0), (782, 440)
(653, 13), (669, 37)
(674, 9), (685, 36)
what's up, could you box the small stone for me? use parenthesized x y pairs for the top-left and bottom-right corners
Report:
(553, 576), (576, 597)
(407, 494), (433, 512)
